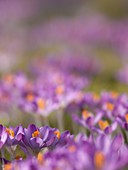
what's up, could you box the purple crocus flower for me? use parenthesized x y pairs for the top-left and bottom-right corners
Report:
(43, 133), (128, 170)
(17, 70), (88, 117)
(3, 133), (128, 170)
(117, 64), (128, 84)
(0, 125), (8, 150)
(21, 124), (63, 155)
(66, 91), (128, 135)
(5, 125), (24, 146)
(30, 50), (100, 82)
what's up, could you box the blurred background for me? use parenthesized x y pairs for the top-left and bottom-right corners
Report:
(0, 0), (128, 91)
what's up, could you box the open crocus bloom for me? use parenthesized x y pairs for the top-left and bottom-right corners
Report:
(3, 133), (128, 170)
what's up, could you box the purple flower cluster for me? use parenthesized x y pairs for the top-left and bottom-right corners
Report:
(0, 91), (128, 169)
(66, 91), (128, 135)
(30, 50), (100, 78)
(2, 133), (128, 170)
(0, 72), (78, 117)
(0, 47), (128, 169)
(0, 1), (128, 169)
(0, 52), (128, 169)
(29, 15), (128, 58)
(0, 124), (71, 157)
(0, 52), (100, 118)
(6, 71), (88, 117)
(117, 64), (128, 84)
(1, 73), (128, 169)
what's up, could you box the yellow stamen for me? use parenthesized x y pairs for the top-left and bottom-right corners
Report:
(25, 82), (32, 90)
(76, 92), (84, 101)
(93, 93), (100, 102)
(6, 128), (14, 137)
(4, 74), (13, 83)
(98, 120), (109, 131)
(15, 155), (22, 160)
(94, 151), (105, 169)
(4, 163), (12, 170)
(125, 114), (128, 123)
(37, 153), (44, 165)
(32, 130), (40, 138)
(26, 94), (34, 102)
(110, 91), (118, 99)
(54, 130), (60, 139)
(106, 102), (114, 111)
(37, 99), (45, 110)
(56, 86), (64, 95)
(82, 110), (91, 119)
(1, 93), (9, 101)
(68, 145), (76, 152)
(55, 75), (63, 84)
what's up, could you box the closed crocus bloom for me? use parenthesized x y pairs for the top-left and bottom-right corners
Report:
(116, 113), (128, 131)
(0, 125), (8, 149)
(6, 125), (24, 146)
(117, 65), (128, 85)
(29, 14), (128, 58)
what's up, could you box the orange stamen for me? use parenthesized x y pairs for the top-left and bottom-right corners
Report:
(56, 86), (64, 95)
(26, 94), (34, 102)
(93, 93), (100, 102)
(25, 82), (33, 90)
(37, 153), (44, 165)
(6, 128), (14, 137)
(76, 92), (84, 101)
(4, 74), (13, 83)
(94, 151), (105, 169)
(106, 102), (114, 111)
(68, 145), (76, 152)
(15, 155), (22, 160)
(4, 163), (12, 170)
(37, 99), (45, 109)
(1, 93), (9, 102)
(54, 130), (61, 139)
(125, 114), (128, 123)
(110, 91), (118, 99)
(82, 110), (91, 119)
(98, 120), (109, 131)
(32, 130), (40, 138)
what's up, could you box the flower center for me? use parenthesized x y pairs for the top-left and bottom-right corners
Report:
(82, 110), (91, 119)
(94, 151), (105, 169)
(6, 128), (14, 137)
(56, 85), (64, 95)
(110, 91), (118, 99)
(37, 153), (44, 165)
(98, 120), (109, 130)
(4, 163), (12, 170)
(26, 93), (34, 102)
(37, 99), (45, 109)
(54, 130), (60, 139)
(15, 155), (22, 160)
(32, 130), (40, 138)
(106, 102), (114, 111)
(93, 93), (99, 102)
(125, 113), (128, 123)
(4, 74), (14, 83)
(68, 145), (76, 152)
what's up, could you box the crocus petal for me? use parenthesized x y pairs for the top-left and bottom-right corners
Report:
(111, 134), (123, 152)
